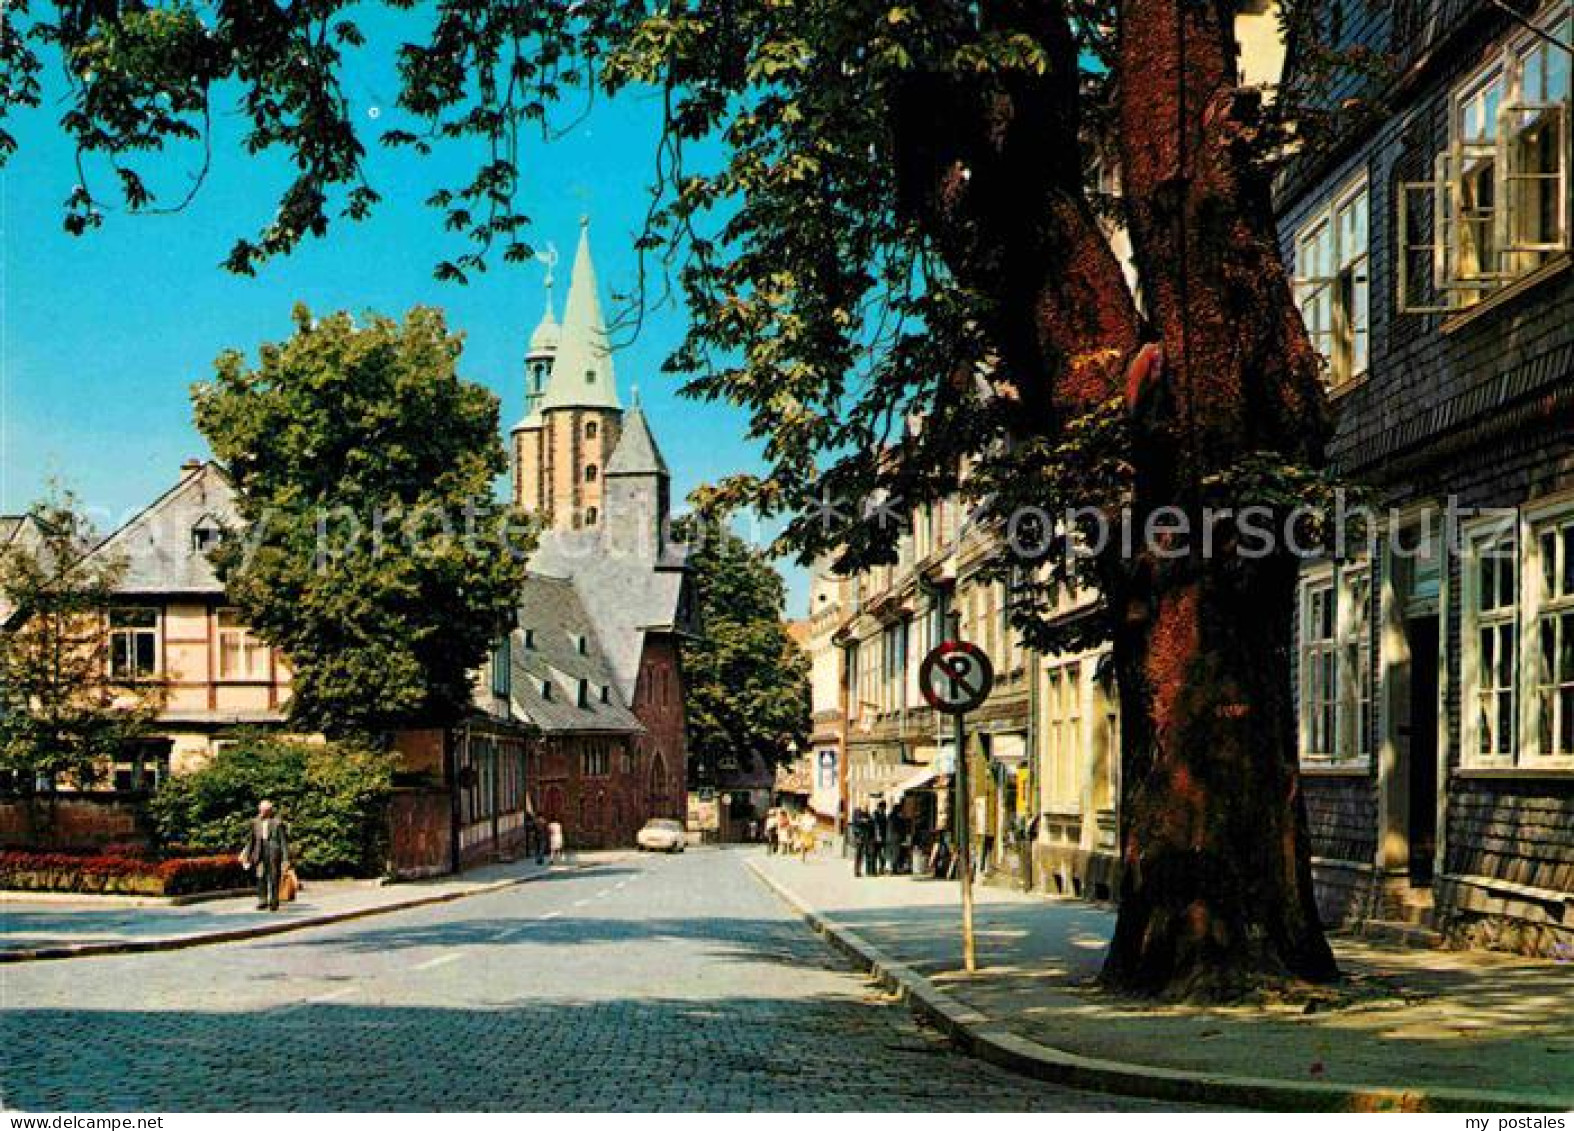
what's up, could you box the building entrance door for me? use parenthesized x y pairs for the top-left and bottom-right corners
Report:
(1405, 615), (1439, 885)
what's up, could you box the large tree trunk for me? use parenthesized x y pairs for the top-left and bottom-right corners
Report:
(890, 0), (1338, 999)
(1098, 0), (1337, 998)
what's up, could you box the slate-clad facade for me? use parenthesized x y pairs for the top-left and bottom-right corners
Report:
(1280, 0), (1573, 952)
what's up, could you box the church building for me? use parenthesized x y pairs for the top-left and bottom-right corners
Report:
(503, 221), (695, 848)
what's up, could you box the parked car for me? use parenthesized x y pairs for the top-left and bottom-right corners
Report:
(636, 818), (687, 853)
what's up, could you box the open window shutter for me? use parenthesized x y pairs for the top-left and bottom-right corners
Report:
(1398, 152), (1459, 313)
(1501, 101), (1570, 254)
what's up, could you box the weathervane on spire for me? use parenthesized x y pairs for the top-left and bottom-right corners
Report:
(536, 242), (559, 294)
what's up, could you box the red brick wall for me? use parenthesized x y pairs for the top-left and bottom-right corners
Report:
(387, 789), (452, 878)
(0, 795), (153, 852)
(529, 637), (688, 849)
(633, 636), (688, 822)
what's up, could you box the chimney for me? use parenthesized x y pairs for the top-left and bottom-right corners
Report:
(180, 458), (204, 476)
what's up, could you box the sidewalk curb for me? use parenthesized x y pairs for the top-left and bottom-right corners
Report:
(0, 862), (596, 964)
(746, 858), (1571, 1114)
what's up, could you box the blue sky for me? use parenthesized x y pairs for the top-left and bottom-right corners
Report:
(0, 20), (810, 613)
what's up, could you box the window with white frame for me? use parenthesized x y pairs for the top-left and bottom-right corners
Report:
(1300, 577), (1338, 758)
(1042, 662), (1083, 810)
(1461, 521), (1519, 763)
(1298, 562), (1372, 763)
(217, 608), (270, 681)
(1400, 4), (1571, 312)
(109, 607), (159, 680)
(1294, 177), (1370, 388)
(1531, 508), (1574, 759)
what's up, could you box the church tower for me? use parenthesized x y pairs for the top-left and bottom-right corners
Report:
(603, 392), (672, 560)
(511, 220), (624, 530)
(511, 285), (558, 512)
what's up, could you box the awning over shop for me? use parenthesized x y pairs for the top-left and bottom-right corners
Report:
(892, 765), (940, 799)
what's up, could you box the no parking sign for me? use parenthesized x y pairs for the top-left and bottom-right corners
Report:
(918, 640), (994, 716)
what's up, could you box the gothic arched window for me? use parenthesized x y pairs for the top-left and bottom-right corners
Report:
(586, 421), (598, 439)
(585, 507), (599, 526)
(584, 464), (598, 483)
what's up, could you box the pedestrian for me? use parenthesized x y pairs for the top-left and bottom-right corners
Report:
(534, 814), (548, 866)
(797, 809), (817, 860)
(870, 800), (888, 876)
(886, 807), (906, 875)
(239, 799), (290, 912)
(548, 818), (566, 864)
(763, 808), (778, 854)
(849, 807), (871, 877)
(775, 808), (793, 855)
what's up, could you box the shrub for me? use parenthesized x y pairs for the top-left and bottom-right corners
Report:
(0, 850), (246, 895)
(150, 733), (393, 878)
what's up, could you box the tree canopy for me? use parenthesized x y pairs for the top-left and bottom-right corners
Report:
(194, 305), (530, 739)
(673, 513), (809, 785)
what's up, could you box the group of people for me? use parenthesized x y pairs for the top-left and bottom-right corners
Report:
(761, 806), (818, 858)
(848, 800), (912, 877)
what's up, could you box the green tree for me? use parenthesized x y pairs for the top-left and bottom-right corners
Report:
(0, 489), (165, 825)
(4, 0), (1383, 998)
(673, 513), (809, 785)
(193, 305), (530, 739)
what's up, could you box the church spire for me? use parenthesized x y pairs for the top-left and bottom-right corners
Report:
(539, 219), (621, 412)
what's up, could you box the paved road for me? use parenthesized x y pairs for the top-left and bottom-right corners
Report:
(2, 848), (1208, 1111)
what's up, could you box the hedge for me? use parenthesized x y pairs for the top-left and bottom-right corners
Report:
(0, 850), (248, 896)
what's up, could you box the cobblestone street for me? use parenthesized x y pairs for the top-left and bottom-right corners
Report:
(0, 848), (1209, 1111)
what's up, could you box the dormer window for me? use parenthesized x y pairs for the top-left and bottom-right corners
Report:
(523, 629), (536, 650)
(575, 634), (589, 655)
(577, 679), (591, 707)
(191, 517), (223, 554)
(600, 685), (611, 704)
(541, 678), (554, 701)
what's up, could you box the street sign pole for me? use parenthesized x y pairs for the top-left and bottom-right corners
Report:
(954, 706), (976, 973)
(919, 624), (993, 977)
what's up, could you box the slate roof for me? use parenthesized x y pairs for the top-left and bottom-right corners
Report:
(604, 405), (669, 477)
(528, 529), (694, 706)
(505, 574), (642, 734)
(80, 462), (236, 595)
(0, 514), (50, 624)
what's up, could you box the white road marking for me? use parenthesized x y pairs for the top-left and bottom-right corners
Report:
(275, 985), (356, 1014)
(412, 952), (463, 971)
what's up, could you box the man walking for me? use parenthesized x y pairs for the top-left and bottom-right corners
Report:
(869, 800), (888, 877)
(240, 799), (290, 912)
(886, 806), (906, 876)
